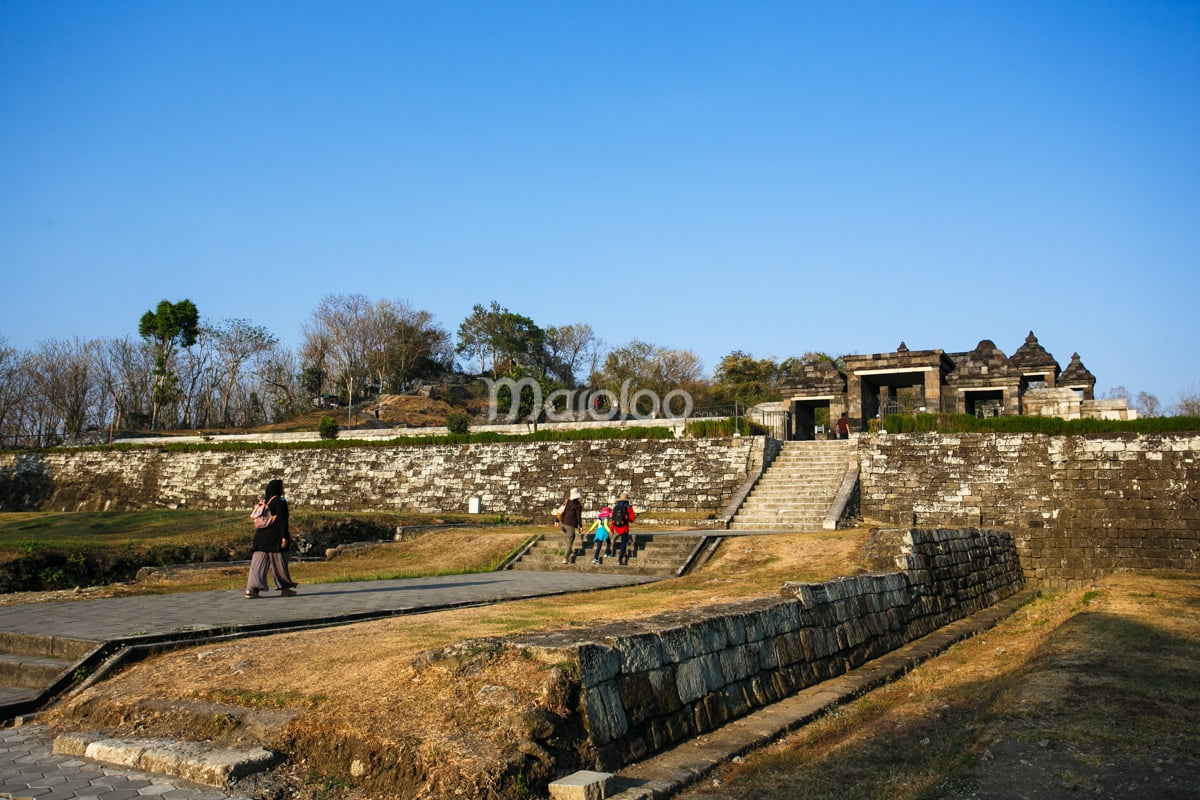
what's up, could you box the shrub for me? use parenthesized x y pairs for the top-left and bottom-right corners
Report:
(446, 411), (471, 436)
(685, 417), (769, 437)
(317, 416), (339, 440)
(880, 413), (1200, 435)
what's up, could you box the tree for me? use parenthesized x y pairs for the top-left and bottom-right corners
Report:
(376, 301), (451, 389)
(208, 320), (278, 426)
(712, 351), (781, 408)
(24, 337), (102, 440)
(97, 336), (156, 434)
(258, 345), (305, 422)
(1135, 391), (1161, 418)
(455, 301), (547, 378)
(1103, 385), (1131, 402)
(545, 324), (603, 387)
(300, 293), (376, 410)
(0, 335), (37, 447)
(300, 294), (450, 413)
(138, 299), (200, 429)
(455, 302), (496, 376)
(1174, 386), (1200, 417)
(597, 339), (706, 416)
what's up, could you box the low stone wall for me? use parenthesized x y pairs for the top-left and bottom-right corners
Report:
(859, 432), (1200, 587)
(515, 528), (1023, 770)
(0, 437), (763, 517)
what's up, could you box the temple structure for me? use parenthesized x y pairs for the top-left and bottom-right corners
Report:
(778, 332), (1133, 440)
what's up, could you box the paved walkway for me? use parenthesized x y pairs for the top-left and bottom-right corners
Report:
(0, 569), (659, 799)
(0, 570), (659, 643)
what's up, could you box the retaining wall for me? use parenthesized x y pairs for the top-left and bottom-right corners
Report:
(514, 527), (1023, 771)
(0, 437), (764, 518)
(858, 432), (1200, 587)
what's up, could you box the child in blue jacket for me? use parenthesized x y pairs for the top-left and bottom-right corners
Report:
(586, 507), (612, 564)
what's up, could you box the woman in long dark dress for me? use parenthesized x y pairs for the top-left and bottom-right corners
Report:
(245, 479), (299, 598)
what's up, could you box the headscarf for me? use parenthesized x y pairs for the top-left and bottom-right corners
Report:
(265, 479), (284, 500)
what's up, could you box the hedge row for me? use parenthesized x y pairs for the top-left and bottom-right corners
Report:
(882, 413), (1200, 435)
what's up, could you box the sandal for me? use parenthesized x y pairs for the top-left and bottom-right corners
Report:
(244, 590), (259, 599)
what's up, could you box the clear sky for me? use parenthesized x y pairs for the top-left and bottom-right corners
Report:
(2, 1), (1197, 406)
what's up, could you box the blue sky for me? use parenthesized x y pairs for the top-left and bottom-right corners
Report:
(2, 1), (1197, 406)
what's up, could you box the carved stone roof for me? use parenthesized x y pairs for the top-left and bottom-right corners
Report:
(946, 340), (1022, 387)
(1009, 331), (1061, 376)
(1058, 353), (1096, 387)
(780, 359), (846, 395)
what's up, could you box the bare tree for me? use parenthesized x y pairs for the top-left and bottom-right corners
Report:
(598, 339), (706, 415)
(300, 294), (379, 409)
(257, 344), (304, 422)
(0, 335), (37, 447)
(207, 319), (279, 426)
(545, 323), (603, 387)
(24, 337), (103, 440)
(373, 300), (450, 391)
(97, 336), (156, 434)
(1135, 391), (1161, 418)
(1174, 386), (1200, 417)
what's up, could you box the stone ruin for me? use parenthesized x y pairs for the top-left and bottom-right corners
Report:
(780, 331), (1134, 439)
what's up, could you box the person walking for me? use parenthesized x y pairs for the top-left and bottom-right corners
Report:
(610, 492), (636, 565)
(836, 412), (851, 440)
(245, 478), (299, 598)
(585, 507), (612, 564)
(558, 488), (583, 564)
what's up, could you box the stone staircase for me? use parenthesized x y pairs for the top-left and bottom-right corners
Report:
(0, 632), (101, 719)
(508, 530), (716, 577)
(729, 439), (856, 531)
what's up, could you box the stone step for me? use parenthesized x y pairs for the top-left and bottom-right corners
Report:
(742, 499), (836, 510)
(510, 533), (711, 576)
(727, 521), (827, 531)
(0, 632), (98, 661)
(732, 513), (831, 527)
(55, 730), (279, 789)
(744, 489), (839, 501)
(0, 652), (75, 689)
(0, 633), (103, 720)
(729, 441), (855, 530)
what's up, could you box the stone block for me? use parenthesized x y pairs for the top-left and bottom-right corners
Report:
(549, 770), (613, 800)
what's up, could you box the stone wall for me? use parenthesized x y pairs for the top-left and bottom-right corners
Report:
(514, 528), (1023, 771)
(859, 432), (1200, 587)
(0, 437), (764, 517)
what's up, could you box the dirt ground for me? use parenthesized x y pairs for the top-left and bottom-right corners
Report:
(267, 394), (458, 432)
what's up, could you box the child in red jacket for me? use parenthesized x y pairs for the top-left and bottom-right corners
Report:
(610, 493), (636, 565)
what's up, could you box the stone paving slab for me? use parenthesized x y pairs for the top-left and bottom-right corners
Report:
(1, 723), (246, 800)
(0, 570), (660, 643)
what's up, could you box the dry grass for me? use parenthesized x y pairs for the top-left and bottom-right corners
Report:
(43, 527), (1198, 799)
(675, 571), (1200, 800)
(44, 529), (869, 797)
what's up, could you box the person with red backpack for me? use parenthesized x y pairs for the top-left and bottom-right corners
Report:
(610, 492), (636, 565)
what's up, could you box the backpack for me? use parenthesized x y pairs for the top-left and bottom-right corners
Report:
(611, 502), (629, 528)
(251, 497), (276, 529)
